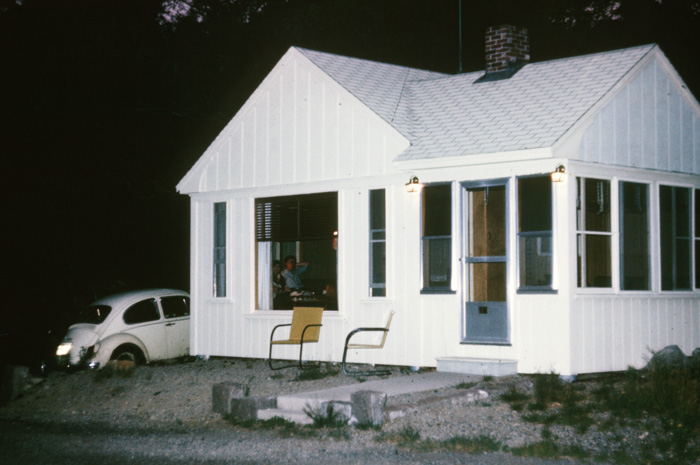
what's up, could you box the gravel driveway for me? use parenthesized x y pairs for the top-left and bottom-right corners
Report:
(0, 358), (662, 464)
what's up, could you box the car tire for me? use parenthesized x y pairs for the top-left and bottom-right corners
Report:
(110, 345), (145, 365)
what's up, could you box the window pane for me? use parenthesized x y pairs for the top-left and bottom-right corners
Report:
(214, 202), (226, 297)
(123, 299), (160, 325)
(422, 184), (452, 290)
(469, 262), (506, 302)
(582, 178), (611, 232)
(660, 186), (691, 290)
(519, 233), (552, 287)
(161, 296), (190, 319)
(620, 182), (650, 290)
(423, 185), (451, 236)
(519, 177), (551, 232)
(468, 186), (506, 257)
(370, 189), (386, 297)
(423, 237), (451, 288)
(518, 176), (552, 288)
(256, 193), (337, 242)
(370, 189), (385, 230)
(583, 234), (612, 287)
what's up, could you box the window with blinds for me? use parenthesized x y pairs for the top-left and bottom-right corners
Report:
(256, 192), (338, 242)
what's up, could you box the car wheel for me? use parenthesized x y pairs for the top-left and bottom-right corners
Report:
(110, 345), (145, 365)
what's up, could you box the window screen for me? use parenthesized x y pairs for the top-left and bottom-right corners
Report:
(518, 176), (552, 288)
(422, 184), (452, 291)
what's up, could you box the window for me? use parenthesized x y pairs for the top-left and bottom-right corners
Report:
(255, 192), (338, 310)
(660, 186), (691, 290)
(518, 176), (552, 289)
(161, 296), (190, 319)
(422, 184), (452, 291)
(123, 299), (160, 325)
(577, 178), (612, 288)
(620, 182), (650, 290)
(213, 202), (226, 297)
(369, 189), (386, 297)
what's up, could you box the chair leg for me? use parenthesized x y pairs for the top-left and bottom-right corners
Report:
(269, 344), (298, 370)
(342, 346), (391, 376)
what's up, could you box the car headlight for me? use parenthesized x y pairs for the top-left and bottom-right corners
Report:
(56, 342), (73, 356)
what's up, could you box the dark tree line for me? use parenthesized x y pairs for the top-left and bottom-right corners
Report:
(1, 0), (698, 318)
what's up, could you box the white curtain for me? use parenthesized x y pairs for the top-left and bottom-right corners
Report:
(257, 242), (272, 309)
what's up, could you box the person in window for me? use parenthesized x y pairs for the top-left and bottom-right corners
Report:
(281, 255), (309, 292)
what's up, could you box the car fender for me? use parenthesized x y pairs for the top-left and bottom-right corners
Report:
(92, 333), (150, 367)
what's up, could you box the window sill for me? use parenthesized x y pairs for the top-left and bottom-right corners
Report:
(460, 342), (512, 346)
(247, 310), (343, 319)
(420, 289), (457, 295)
(516, 288), (558, 295)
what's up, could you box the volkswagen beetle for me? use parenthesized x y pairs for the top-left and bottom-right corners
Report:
(56, 289), (189, 369)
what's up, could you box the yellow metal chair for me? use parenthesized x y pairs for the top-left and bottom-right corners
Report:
(268, 306), (324, 370)
(342, 311), (394, 376)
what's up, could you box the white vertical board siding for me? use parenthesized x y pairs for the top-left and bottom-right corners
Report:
(571, 296), (700, 374)
(187, 50), (408, 193)
(579, 58), (700, 175)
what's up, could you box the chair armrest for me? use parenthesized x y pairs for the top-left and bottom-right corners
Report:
(344, 327), (388, 346)
(300, 324), (322, 343)
(270, 323), (292, 343)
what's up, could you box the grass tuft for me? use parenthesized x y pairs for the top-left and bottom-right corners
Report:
(293, 365), (340, 382)
(303, 403), (348, 428)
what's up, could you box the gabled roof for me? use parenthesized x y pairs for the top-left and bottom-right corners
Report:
(299, 44), (657, 162)
(296, 47), (446, 139)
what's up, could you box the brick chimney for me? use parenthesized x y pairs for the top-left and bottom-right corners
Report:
(485, 25), (530, 74)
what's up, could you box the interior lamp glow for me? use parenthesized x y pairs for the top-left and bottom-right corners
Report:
(405, 176), (421, 192)
(551, 165), (566, 182)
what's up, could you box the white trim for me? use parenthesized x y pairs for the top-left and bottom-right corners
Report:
(395, 148), (554, 171)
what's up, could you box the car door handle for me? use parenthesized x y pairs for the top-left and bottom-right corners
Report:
(165, 322), (176, 327)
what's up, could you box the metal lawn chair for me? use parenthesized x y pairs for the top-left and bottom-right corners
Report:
(342, 311), (394, 376)
(268, 306), (323, 370)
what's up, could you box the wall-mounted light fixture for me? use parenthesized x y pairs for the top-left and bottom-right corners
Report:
(405, 176), (421, 193)
(551, 165), (566, 182)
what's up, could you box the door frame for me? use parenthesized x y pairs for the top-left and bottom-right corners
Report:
(460, 178), (511, 345)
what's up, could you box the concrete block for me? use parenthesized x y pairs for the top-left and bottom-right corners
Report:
(212, 382), (246, 414)
(319, 400), (353, 423)
(351, 390), (386, 427)
(1, 365), (31, 401)
(230, 396), (276, 420)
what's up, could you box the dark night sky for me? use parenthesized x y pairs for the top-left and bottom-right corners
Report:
(2, 0), (699, 322)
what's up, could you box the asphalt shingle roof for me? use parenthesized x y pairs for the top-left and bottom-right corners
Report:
(297, 44), (655, 161)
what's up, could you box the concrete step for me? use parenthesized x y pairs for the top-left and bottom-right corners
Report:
(257, 407), (313, 425)
(255, 371), (472, 425)
(436, 357), (517, 377)
(277, 393), (344, 412)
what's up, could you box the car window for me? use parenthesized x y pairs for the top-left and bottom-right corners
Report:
(123, 299), (160, 325)
(161, 296), (190, 319)
(75, 305), (112, 324)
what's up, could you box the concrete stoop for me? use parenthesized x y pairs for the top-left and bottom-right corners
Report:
(436, 357), (518, 377)
(255, 372), (471, 425)
(257, 407), (314, 425)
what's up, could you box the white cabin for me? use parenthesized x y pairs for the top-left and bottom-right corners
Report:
(177, 27), (700, 377)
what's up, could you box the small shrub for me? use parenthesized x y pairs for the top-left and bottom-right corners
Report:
(500, 384), (529, 403)
(294, 365), (340, 382)
(533, 372), (566, 406)
(456, 380), (477, 390)
(511, 439), (561, 458)
(437, 435), (502, 454)
(376, 426), (421, 445)
(303, 404), (348, 429)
